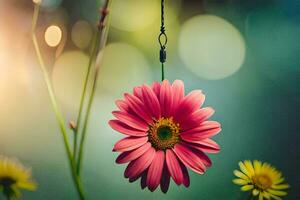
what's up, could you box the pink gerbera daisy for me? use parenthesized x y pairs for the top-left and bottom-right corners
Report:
(109, 80), (221, 193)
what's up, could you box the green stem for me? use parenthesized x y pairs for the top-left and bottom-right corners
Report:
(72, 127), (78, 160)
(76, 68), (97, 175)
(161, 63), (165, 81)
(74, 32), (100, 162)
(31, 3), (86, 200)
(76, 0), (113, 175)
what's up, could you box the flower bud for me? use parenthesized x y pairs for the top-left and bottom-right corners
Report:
(69, 121), (77, 130)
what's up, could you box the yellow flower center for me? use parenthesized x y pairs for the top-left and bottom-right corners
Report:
(148, 117), (180, 150)
(253, 174), (272, 190)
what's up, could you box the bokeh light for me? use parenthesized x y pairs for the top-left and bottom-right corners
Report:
(32, 0), (41, 4)
(71, 20), (93, 50)
(98, 43), (152, 97)
(42, 7), (68, 56)
(179, 15), (246, 80)
(44, 25), (62, 47)
(52, 51), (89, 112)
(111, 0), (160, 31)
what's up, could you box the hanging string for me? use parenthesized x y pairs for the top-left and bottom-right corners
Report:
(158, 0), (167, 81)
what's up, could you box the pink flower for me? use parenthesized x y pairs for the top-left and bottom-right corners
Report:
(109, 80), (221, 193)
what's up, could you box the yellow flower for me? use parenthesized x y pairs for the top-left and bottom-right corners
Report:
(233, 160), (289, 200)
(0, 156), (37, 199)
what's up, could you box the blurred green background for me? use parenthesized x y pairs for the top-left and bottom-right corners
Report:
(0, 0), (299, 199)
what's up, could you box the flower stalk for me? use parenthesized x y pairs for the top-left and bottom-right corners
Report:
(73, 32), (100, 162)
(31, 0), (112, 199)
(76, 0), (113, 175)
(31, 2), (86, 200)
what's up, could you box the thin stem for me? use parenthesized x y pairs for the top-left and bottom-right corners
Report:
(76, 68), (97, 175)
(31, 3), (86, 200)
(72, 126), (77, 160)
(76, 0), (112, 175)
(161, 63), (165, 81)
(74, 32), (100, 162)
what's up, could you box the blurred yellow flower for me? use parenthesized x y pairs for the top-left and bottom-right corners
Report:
(0, 156), (37, 199)
(233, 160), (289, 200)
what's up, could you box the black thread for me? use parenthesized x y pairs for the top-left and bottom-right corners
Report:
(158, 0), (167, 80)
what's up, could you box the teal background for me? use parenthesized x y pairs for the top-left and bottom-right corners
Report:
(0, 0), (299, 199)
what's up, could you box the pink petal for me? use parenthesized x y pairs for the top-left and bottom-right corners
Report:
(124, 147), (156, 179)
(140, 170), (147, 189)
(128, 169), (147, 185)
(115, 100), (129, 112)
(171, 80), (184, 113)
(160, 80), (173, 117)
(115, 99), (137, 116)
(128, 168), (145, 183)
(180, 162), (190, 187)
(125, 93), (152, 124)
(113, 136), (148, 152)
(152, 81), (161, 99)
(195, 107), (215, 121)
(133, 86), (143, 99)
(160, 162), (171, 193)
(116, 143), (152, 164)
(180, 121), (221, 142)
(141, 85), (161, 119)
(129, 175), (140, 183)
(174, 90), (205, 123)
(109, 120), (147, 136)
(188, 138), (220, 154)
(147, 151), (165, 191)
(166, 149), (183, 185)
(173, 143), (206, 174)
(183, 144), (212, 167)
(180, 107), (215, 131)
(112, 111), (149, 131)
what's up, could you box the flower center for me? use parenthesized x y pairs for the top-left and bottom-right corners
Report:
(157, 126), (172, 140)
(253, 174), (272, 190)
(148, 117), (180, 150)
(0, 177), (16, 188)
